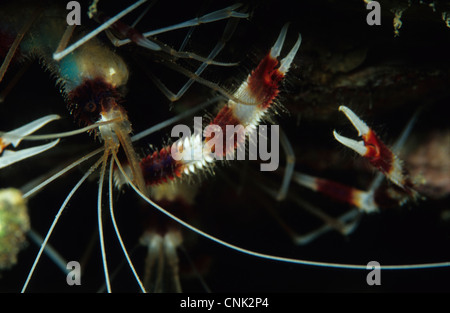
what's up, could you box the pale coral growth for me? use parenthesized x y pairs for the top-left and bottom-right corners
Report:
(0, 188), (30, 270)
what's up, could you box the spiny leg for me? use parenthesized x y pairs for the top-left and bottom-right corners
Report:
(289, 188), (360, 238)
(333, 105), (419, 198)
(148, 17), (243, 103)
(97, 3), (247, 104)
(92, 2), (246, 68)
(140, 4), (248, 42)
(257, 130), (360, 240)
(257, 180), (357, 244)
(287, 105), (424, 243)
(110, 3), (248, 50)
(293, 172), (379, 214)
(145, 59), (251, 105)
(293, 209), (361, 246)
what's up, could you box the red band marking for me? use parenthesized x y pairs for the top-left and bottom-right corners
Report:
(316, 178), (358, 207)
(363, 129), (394, 175)
(206, 106), (243, 157)
(247, 53), (284, 109)
(140, 146), (184, 185)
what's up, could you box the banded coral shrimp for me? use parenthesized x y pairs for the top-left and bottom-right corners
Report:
(0, 0), (252, 292)
(1, 0), (450, 293)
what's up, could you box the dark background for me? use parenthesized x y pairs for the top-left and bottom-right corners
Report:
(1, 0), (450, 292)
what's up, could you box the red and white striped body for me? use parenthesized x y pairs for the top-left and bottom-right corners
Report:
(134, 25), (301, 192)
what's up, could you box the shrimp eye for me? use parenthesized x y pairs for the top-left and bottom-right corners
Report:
(85, 101), (97, 113)
(84, 101), (96, 113)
